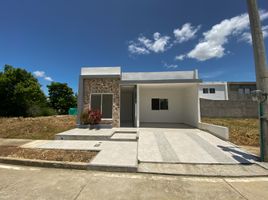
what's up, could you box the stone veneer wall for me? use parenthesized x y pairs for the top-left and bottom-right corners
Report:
(83, 78), (120, 127)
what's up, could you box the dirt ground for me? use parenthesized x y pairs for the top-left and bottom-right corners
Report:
(0, 115), (76, 140)
(0, 146), (98, 163)
(202, 118), (259, 146)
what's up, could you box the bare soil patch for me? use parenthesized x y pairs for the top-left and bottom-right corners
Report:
(202, 118), (259, 146)
(0, 115), (76, 140)
(0, 146), (98, 163)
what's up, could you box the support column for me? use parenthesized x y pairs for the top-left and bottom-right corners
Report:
(76, 76), (84, 125)
(136, 84), (140, 128)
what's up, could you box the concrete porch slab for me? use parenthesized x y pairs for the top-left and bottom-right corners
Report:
(55, 128), (138, 141)
(55, 128), (115, 140)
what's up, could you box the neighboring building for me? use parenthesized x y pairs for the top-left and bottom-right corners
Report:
(200, 81), (258, 118)
(199, 82), (228, 100)
(199, 81), (257, 101)
(227, 82), (257, 100)
(77, 67), (201, 128)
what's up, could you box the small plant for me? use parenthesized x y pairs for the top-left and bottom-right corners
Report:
(80, 107), (90, 125)
(88, 109), (102, 125)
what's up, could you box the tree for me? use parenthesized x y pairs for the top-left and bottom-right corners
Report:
(0, 65), (48, 117)
(47, 82), (76, 114)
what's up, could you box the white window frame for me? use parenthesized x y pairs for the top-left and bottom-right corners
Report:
(90, 93), (113, 120)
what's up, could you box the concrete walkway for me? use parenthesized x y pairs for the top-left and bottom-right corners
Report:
(21, 139), (138, 171)
(0, 163), (268, 200)
(138, 128), (258, 164)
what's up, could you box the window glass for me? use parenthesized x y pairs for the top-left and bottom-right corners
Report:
(160, 99), (168, 110)
(203, 88), (209, 94)
(245, 88), (250, 94)
(91, 94), (101, 111)
(102, 94), (113, 118)
(209, 88), (216, 94)
(152, 98), (160, 110)
(238, 88), (244, 94)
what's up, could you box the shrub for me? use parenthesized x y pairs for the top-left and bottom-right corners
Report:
(88, 109), (102, 125)
(27, 105), (56, 117)
(41, 107), (57, 116)
(80, 107), (90, 125)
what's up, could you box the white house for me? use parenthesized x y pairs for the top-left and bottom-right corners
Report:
(77, 67), (202, 128)
(199, 82), (228, 100)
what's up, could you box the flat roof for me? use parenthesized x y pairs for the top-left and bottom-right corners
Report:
(200, 82), (227, 85)
(81, 67), (201, 83)
(121, 71), (197, 81)
(227, 82), (256, 85)
(81, 67), (121, 77)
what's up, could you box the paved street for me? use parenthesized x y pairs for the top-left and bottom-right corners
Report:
(0, 163), (268, 200)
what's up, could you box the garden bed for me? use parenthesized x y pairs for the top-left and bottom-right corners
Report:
(0, 146), (98, 163)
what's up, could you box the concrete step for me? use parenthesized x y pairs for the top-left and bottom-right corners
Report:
(110, 133), (138, 141)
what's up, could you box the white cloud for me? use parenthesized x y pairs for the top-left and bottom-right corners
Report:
(33, 70), (53, 82)
(174, 23), (201, 43)
(128, 44), (149, 55)
(44, 76), (53, 82)
(200, 71), (224, 79)
(240, 25), (268, 44)
(186, 10), (268, 61)
(163, 63), (178, 69)
(128, 32), (170, 55)
(175, 54), (186, 61)
(33, 71), (45, 78)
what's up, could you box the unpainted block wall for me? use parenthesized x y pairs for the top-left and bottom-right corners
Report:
(200, 98), (258, 118)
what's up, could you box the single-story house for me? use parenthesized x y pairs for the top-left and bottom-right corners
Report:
(77, 66), (202, 128)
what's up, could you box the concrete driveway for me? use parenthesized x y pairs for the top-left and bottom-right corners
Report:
(138, 127), (258, 164)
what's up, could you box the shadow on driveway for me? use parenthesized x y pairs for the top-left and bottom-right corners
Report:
(217, 145), (259, 164)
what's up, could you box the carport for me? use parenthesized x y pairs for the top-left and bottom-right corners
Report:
(137, 83), (200, 128)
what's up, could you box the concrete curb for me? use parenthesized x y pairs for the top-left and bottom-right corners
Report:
(0, 157), (88, 170)
(137, 171), (268, 178)
(88, 164), (137, 173)
(0, 157), (138, 173)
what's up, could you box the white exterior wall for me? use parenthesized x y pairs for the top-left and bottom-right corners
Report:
(139, 84), (200, 127)
(199, 83), (228, 100)
(182, 84), (200, 127)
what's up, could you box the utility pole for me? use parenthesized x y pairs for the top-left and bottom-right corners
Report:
(247, 0), (268, 161)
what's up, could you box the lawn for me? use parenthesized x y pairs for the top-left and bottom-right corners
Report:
(0, 115), (76, 140)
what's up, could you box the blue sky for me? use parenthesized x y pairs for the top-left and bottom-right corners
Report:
(0, 0), (267, 94)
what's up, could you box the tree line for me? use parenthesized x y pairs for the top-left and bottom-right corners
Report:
(0, 65), (77, 117)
